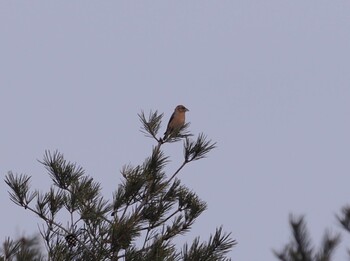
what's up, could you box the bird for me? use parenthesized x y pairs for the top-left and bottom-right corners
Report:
(163, 105), (189, 140)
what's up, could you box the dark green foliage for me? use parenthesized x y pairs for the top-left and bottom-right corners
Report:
(4, 110), (235, 260)
(184, 133), (217, 163)
(314, 231), (341, 261)
(337, 205), (350, 233)
(40, 150), (85, 189)
(182, 226), (236, 261)
(138, 110), (164, 140)
(274, 215), (340, 261)
(5, 173), (37, 209)
(0, 235), (45, 261)
(336, 206), (350, 257)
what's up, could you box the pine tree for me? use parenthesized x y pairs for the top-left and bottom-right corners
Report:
(0, 235), (45, 261)
(4, 110), (236, 261)
(273, 215), (340, 261)
(336, 205), (350, 257)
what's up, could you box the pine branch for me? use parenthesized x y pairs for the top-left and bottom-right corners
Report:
(314, 230), (340, 261)
(138, 110), (164, 142)
(182, 226), (236, 261)
(290, 215), (313, 261)
(274, 215), (313, 261)
(5, 153), (111, 259)
(273, 215), (340, 261)
(168, 161), (187, 184)
(1, 237), (21, 260)
(184, 133), (217, 163)
(19, 203), (91, 254)
(204, 226), (237, 259)
(178, 186), (207, 225)
(336, 205), (350, 233)
(0, 236), (45, 261)
(111, 213), (143, 254)
(5, 172), (37, 209)
(39, 150), (84, 189)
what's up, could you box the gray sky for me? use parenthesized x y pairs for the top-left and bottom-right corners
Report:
(1, 1), (350, 260)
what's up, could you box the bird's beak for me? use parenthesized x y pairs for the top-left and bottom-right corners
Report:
(186, 108), (189, 112)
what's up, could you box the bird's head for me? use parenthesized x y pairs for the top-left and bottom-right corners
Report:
(175, 105), (189, 113)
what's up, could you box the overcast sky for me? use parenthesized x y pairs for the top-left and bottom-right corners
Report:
(1, 1), (350, 260)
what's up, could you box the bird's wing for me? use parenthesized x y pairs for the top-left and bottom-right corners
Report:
(164, 111), (176, 134)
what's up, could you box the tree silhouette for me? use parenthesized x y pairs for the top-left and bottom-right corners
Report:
(0, 235), (45, 261)
(273, 215), (340, 261)
(3, 110), (236, 261)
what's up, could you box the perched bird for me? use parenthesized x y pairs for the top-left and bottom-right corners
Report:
(163, 105), (189, 140)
